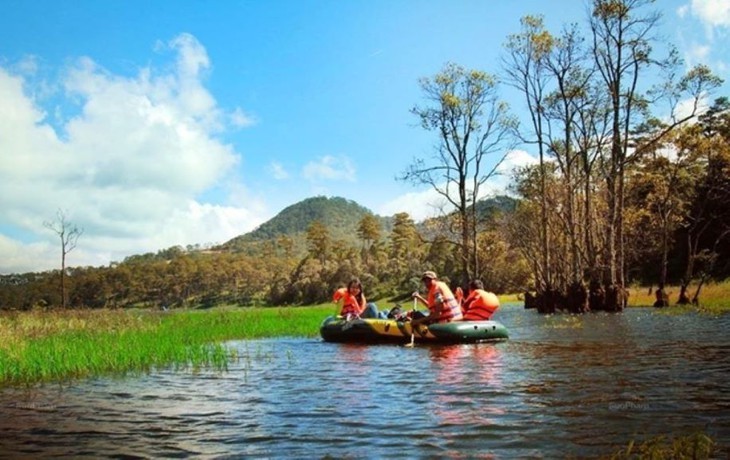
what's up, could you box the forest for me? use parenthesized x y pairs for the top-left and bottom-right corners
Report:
(1, 0), (728, 312)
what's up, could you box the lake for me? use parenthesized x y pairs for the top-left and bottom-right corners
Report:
(1, 306), (728, 458)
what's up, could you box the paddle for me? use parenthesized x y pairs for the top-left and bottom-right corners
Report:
(405, 297), (417, 347)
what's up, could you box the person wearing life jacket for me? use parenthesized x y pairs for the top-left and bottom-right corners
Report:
(461, 279), (499, 321)
(411, 271), (463, 326)
(333, 278), (380, 319)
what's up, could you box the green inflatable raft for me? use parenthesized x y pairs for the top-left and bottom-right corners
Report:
(319, 316), (509, 344)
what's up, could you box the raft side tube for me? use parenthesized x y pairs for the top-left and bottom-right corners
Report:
(320, 316), (509, 344)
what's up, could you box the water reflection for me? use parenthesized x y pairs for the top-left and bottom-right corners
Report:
(0, 308), (728, 458)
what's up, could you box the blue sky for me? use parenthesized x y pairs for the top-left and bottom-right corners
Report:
(1, 0), (728, 274)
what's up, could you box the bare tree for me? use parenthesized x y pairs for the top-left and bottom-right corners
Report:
(503, 16), (554, 294)
(403, 62), (515, 285)
(44, 209), (83, 308)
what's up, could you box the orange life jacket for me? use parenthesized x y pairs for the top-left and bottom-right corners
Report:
(333, 287), (363, 316)
(462, 289), (499, 320)
(427, 281), (463, 322)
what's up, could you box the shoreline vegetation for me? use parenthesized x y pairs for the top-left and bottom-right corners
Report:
(2, 282), (728, 388)
(0, 306), (332, 387)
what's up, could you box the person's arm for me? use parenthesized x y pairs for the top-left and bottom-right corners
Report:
(358, 294), (367, 315)
(411, 291), (428, 307)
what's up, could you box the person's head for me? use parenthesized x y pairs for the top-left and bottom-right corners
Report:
(421, 271), (437, 287)
(469, 279), (484, 290)
(347, 278), (363, 296)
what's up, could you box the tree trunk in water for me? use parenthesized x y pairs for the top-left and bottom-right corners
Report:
(567, 281), (589, 313)
(691, 277), (706, 306)
(589, 279), (606, 311)
(677, 281), (691, 305)
(653, 286), (669, 308)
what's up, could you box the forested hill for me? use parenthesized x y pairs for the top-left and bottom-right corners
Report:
(218, 196), (391, 254)
(473, 195), (517, 219)
(217, 195), (515, 255)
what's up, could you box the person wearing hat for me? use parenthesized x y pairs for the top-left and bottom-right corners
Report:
(411, 271), (463, 326)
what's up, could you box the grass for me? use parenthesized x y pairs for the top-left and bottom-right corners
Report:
(0, 305), (334, 387)
(626, 279), (730, 313)
(498, 293), (522, 304)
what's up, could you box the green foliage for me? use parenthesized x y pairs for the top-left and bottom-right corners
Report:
(0, 306), (332, 386)
(219, 196), (387, 257)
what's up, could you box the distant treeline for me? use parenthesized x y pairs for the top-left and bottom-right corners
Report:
(0, 181), (727, 310)
(0, 208), (531, 309)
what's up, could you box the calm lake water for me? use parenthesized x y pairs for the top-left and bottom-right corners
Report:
(1, 306), (729, 458)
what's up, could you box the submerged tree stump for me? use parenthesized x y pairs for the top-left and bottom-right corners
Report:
(589, 280), (605, 311)
(653, 286), (669, 308)
(567, 281), (590, 313)
(524, 291), (537, 309)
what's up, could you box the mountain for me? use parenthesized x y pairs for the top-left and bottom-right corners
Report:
(217, 196), (390, 255)
(216, 194), (517, 257)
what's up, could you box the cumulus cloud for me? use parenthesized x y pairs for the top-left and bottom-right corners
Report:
(302, 155), (356, 182)
(672, 95), (711, 121)
(496, 149), (539, 175)
(684, 0), (730, 39)
(691, 0), (730, 27)
(377, 188), (447, 222)
(0, 34), (262, 274)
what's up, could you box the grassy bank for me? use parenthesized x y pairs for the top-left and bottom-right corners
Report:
(0, 305), (333, 387)
(500, 280), (730, 312)
(626, 280), (730, 313)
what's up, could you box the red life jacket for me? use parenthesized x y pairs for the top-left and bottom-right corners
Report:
(462, 289), (499, 320)
(427, 281), (463, 322)
(333, 287), (363, 316)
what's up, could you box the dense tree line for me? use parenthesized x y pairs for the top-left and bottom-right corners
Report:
(499, 1), (725, 313)
(0, 201), (530, 310)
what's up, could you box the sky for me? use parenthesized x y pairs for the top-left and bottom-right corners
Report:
(0, 0), (728, 274)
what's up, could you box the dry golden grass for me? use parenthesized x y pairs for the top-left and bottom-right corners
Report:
(627, 279), (730, 313)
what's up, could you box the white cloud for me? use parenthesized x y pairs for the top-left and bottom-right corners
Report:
(691, 0), (730, 27)
(230, 107), (256, 128)
(688, 0), (730, 39)
(377, 188), (447, 221)
(302, 155), (356, 182)
(685, 43), (711, 67)
(0, 34), (263, 274)
(672, 94), (710, 121)
(496, 149), (539, 175)
(0, 234), (57, 274)
(269, 161), (289, 180)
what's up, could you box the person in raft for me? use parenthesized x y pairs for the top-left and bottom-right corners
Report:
(461, 279), (500, 321)
(333, 278), (381, 320)
(411, 271), (463, 326)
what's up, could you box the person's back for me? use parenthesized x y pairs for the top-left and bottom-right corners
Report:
(462, 280), (499, 321)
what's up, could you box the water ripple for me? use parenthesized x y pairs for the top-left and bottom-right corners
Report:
(0, 308), (728, 457)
